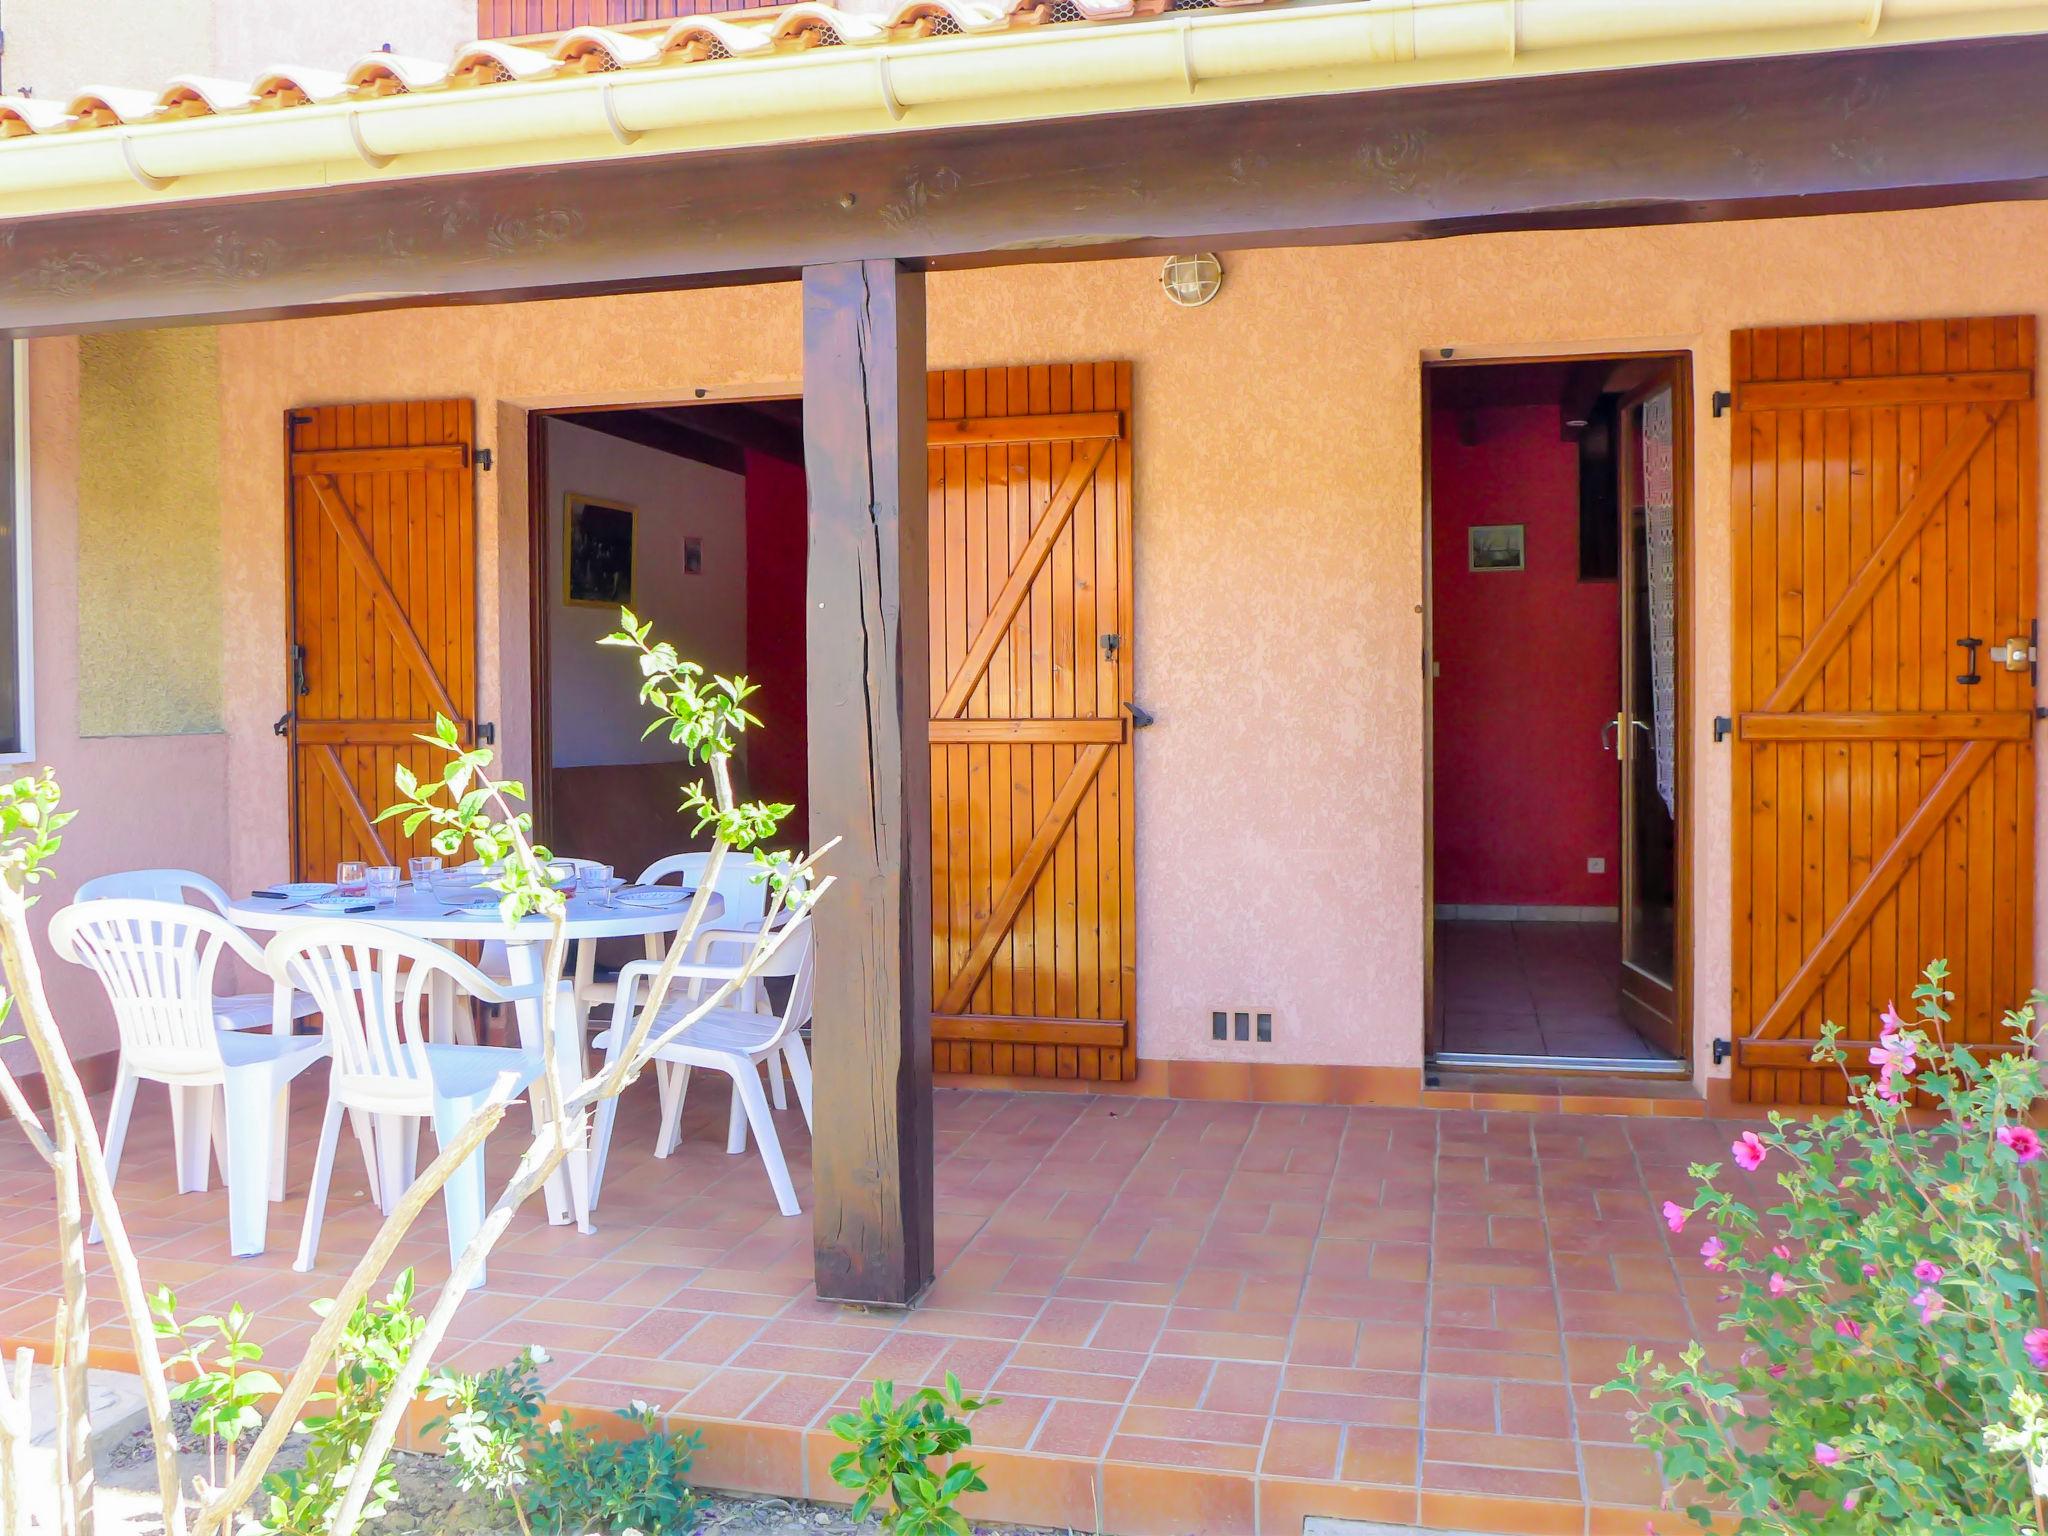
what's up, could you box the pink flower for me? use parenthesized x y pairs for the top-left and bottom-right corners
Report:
(1879, 1001), (1908, 1033)
(1813, 1442), (1840, 1467)
(2026, 1328), (2048, 1370)
(1662, 1200), (1689, 1234)
(1768, 1272), (1792, 1297)
(1701, 1236), (1727, 1272)
(1732, 1132), (1768, 1172)
(1767, 1363), (1789, 1379)
(1772, 1244), (1793, 1261)
(1913, 1287), (1946, 1324)
(1999, 1125), (2044, 1163)
(1842, 1489), (1861, 1511)
(1913, 1260), (1946, 1285)
(1870, 1023), (1918, 1103)
(1862, 1263), (1880, 1278)
(1834, 1317), (1864, 1342)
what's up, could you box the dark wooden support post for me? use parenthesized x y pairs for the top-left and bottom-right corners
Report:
(803, 260), (933, 1307)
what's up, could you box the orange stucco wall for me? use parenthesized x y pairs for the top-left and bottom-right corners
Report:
(21, 197), (2048, 1082)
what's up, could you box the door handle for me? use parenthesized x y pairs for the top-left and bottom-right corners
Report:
(1957, 636), (1983, 686)
(1601, 712), (1625, 760)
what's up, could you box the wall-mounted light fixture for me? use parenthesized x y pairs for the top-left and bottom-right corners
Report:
(1160, 253), (1223, 308)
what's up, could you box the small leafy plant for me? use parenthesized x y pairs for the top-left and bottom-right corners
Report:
(1597, 961), (2048, 1534)
(428, 1347), (701, 1536)
(151, 1292), (281, 1491)
(250, 1270), (429, 1536)
(828, 1375), (996, 1536)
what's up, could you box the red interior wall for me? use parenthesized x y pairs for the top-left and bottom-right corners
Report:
(1431, 402), (1621, 908)
(743, 448), (809, 840)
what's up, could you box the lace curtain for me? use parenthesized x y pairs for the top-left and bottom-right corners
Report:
(1642, 388), (1678, 815)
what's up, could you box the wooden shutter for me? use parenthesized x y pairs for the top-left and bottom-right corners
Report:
(928, 363), (1136, 1082)
(1730, 319), (2036, 1102)
(287, 401), (478, 882)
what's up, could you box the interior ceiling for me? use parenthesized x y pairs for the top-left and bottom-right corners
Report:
(1427, 361), (1579, 412)
(1429, 357), (1663, 440)
(554, 398), (804, 474)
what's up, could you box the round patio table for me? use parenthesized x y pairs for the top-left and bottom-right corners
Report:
(226, 880), (723, 1234)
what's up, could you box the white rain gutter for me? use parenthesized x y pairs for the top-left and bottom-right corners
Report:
(3, 0), (2047, 216)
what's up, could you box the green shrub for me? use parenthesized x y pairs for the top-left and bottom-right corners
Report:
(827, 1375), (996, 1536)
(1596, 962), (2048, 1534)
(252, 1270), (429, 1536)
(151, 1291), (281, 1488)
(427, 1346), (701, 1536)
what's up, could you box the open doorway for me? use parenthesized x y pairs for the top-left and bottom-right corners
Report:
(1423, 354), (1691, 1072)
(527, 398), (807, 882)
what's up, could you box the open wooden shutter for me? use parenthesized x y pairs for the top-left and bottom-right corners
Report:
(288, 401), (478, 882)
(1730, 319), (2036, 1102)
(928, 363), (1136, 1082)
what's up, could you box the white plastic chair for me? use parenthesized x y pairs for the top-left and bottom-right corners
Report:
(73, 868), (319, 1033)
(48, 899), (331, 1256)
(266, 922), (547, 1280)
(601, 852), (805, 1107)
(588, 913), (814, 1217)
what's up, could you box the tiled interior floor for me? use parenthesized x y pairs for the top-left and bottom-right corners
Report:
(1436, 919), (1674, 1062)
(0, 1076), (1755, 1536)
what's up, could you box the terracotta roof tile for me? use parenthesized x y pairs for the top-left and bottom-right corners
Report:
(0, 0), (1290, 138)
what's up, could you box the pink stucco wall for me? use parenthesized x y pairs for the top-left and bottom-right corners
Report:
(25, 198), (2048, 1089)
(0, 339), (232, 1076)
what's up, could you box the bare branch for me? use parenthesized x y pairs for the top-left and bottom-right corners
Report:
(0, 885), (186, 1536)
(191, 1097), (508, 1536)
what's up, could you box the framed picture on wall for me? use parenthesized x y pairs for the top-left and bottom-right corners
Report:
(564, 493), (636, 607)
(1468, 522), (1526, 572)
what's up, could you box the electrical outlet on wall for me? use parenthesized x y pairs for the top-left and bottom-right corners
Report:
(1587, 856), (1607, 874)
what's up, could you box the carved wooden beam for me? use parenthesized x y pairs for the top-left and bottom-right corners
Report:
(803, 259), (934, 1308)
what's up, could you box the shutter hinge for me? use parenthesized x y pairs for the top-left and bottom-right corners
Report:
(1712, 1037), (1733, 1066)
(1711, 390), (1732, 418)
(476, 720), (496, 745)
(465, 446), (493, 471)
(288, 411), (314, 426)
(1713, 715), (1733, 742)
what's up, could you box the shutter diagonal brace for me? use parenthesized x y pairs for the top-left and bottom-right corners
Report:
(933, 436), (1110, 719)
(1747, 738), (1994, 1045)
(306, 472), (462, 728)
(937, 742), (1111, 1016)
(1761, 404), (2002, 712)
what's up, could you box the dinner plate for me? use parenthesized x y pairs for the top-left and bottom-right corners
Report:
(617, 887), (686, 908)
(265, 882), (335, 900)
(451, 901), (503, 919)
(302, 895), (376, 915)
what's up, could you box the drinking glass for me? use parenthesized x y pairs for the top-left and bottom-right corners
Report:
(586, 865), (617, 907)
(367, 865), (400, 906)
(546, 860), (579, 896)
(407, 855), (442, 887)
(335, 860), (368, 897)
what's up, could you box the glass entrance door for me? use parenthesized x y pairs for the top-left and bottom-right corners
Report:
(1615, 380), (1681, 1057)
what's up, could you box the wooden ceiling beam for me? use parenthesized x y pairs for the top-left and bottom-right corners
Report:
(1, 38), (2046, 333)
(648, 402), (805, 465)
(553, 409), (745, 474)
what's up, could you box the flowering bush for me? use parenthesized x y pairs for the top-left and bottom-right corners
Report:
(1597, 962), (2048, 1534)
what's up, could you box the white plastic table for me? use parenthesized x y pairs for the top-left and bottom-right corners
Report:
(226, 882), (721, 1232)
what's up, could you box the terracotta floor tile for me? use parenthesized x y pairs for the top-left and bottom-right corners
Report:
(1118, 1404), (1270, 1446)
(1, 1089), (1782, 1533)
(1030, 1397), (1121, 1458)
(1105, 1433), (1260, 1473)
(1261, 1418), (1342, 1480)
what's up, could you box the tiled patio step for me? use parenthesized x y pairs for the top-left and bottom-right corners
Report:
(2, 1329), (1680, 1536)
